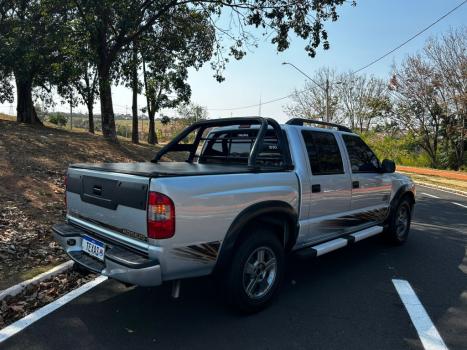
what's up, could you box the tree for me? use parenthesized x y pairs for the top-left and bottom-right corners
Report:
(57, 42), (99, 133)
(390, 27), (467, 169)
(423, 28), (466, 170)
(140, 7), (214, 144)
(70, 0), (353, 142)
(0, 72), (14, 105)
(284, 69), (390, 131)
(336, 73), (390, 132)
(0, 0), (66, 125)
(160, 115), (170, 125)
(48, 112), (68, 126)
(284, 68), (340, 122)
(390, 56), (444, 168)
(177, 102), (208, 123)
(115, 38), (142, 143)
(131, 40), (140, 144)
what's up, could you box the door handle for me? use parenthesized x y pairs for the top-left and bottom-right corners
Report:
(311, 184), (321, 193)
(352, 181), (359, 189)
(92, 185), (103, 196)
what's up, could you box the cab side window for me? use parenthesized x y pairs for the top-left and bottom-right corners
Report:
(301, 130), (344, 175)
(342, 135), (380, 173)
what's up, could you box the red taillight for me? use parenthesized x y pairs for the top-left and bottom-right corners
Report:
(147, 192), (175, 239)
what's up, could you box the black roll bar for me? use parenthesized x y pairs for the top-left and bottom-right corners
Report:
(286, 118), (352, 133)
(152, 117), (292, 170)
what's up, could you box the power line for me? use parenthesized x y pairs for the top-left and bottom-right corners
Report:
(352, 0), (467, 74)
(209, 95), (291, 111)
(206, 0), (466, 112)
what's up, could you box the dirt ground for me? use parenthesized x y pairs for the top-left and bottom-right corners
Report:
(0, 117), (171, 290)
(398, 172), (467, 193)
(397, 165), (467, 181)
(0, 269), (97, 328)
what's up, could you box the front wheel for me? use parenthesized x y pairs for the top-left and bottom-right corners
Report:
(223, 229), (285, 313)
(384, 198), (413, 245)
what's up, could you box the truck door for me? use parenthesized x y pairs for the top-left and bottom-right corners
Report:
(341, 134), (392, 223)
(298, 130), (352, 245)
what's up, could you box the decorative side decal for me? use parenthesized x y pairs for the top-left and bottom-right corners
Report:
(321, 207), (389, 230)
(172, 241), (221, 264)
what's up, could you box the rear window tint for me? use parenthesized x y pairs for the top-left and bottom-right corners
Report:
(301, 130), (344, 175)
(199, 129), (285, 167)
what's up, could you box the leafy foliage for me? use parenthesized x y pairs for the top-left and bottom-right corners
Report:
(48, 113), (68, 127)
(0, 0), (68, 123)
(177, 102), (208, 124)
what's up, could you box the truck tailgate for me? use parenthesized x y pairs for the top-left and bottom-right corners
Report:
(66, 167), (150, 249)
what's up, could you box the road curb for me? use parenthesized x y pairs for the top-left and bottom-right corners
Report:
(0, 260), (74, 301)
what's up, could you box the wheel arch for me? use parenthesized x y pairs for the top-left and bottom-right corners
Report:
(214, 200), (298, 274)
(391, 184), (415, 208)
(385, 184), (416, 227)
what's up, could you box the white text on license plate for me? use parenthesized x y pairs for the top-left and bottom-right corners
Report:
(82, 235), (105, 261)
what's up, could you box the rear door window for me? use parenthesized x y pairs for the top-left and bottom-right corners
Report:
(342, 135), (380, 173)
(301, 130), (344, 175)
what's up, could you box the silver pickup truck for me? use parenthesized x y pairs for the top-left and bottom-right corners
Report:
(53, 117), (415, 312)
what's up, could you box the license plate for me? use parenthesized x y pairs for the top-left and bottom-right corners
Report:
(82, 235), (105, 261)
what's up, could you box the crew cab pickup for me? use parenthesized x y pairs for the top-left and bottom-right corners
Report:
(53, 117), (415, 312)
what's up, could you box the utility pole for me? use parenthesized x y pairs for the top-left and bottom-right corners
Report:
(282, 62), (332, 122)
(325, 78), (330, 122)
(258, 95), (262, 117)
(70, 94), (73, 130)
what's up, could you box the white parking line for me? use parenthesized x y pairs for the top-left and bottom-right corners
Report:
(392, 279), (448, 350)
(422, 192), (440, 199)
(452, 202), (467, 209)
(0, 276), (107, 344)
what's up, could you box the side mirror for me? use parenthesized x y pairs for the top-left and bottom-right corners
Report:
(381, 159), (396, 173)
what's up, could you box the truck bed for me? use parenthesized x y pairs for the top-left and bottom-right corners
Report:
(70, 162), (258, 177)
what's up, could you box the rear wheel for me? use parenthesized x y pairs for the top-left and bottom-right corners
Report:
(384, 198), (412, 244)
(224, 229), (284, 313)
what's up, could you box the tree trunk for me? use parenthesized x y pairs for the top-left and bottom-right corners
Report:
(132, 93), (139, 143)
(87, 101), (95, 134)
(15, 76), (42, 125)
(148, 110), (157, 144)
(97, 65), (117, 142)
(131, 41), (139, 144)
(143, 59), (158, 145)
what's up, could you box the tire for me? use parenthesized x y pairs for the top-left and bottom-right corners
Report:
(384, 198), (413, 245)
(223, 229), (285, 313)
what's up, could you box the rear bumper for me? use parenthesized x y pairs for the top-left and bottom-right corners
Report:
(52, 223), (162, 287)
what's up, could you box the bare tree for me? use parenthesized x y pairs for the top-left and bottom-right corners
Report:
(284, 68), (390, 131)
(390, 55), (444, 168)
(337, 73), (390, 132)
(390, 27), (466, 169)
(423, 27), (466, 169)
(284, 68), (341, 122)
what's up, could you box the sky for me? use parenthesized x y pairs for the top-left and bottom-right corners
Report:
(1, 0), (466, 123)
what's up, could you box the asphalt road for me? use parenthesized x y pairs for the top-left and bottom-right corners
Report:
(2, 185), (467, 350)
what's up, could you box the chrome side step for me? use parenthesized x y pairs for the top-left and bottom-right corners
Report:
(313, 238), (348, 256)
(349, 226), (383, 242)
(296, 225), (384, 258)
